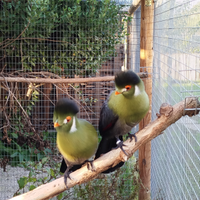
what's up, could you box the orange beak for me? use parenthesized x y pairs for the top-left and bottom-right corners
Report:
(54, 122), (60, 128)
(115, 91), (121, 95)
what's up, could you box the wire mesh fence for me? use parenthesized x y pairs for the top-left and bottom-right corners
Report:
(151, 0), (200, 199)
(0, 0), (139, 199)
(128, 7), (141, 73)
(1, 0), (200, 199)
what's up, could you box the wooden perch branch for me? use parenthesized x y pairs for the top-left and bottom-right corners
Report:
(0, 72), (148, 84)
(9, 97), (200, 200)
(129, 0), (141, 15)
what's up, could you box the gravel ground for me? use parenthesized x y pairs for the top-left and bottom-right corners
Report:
(0, 165), (29, 200)
(0, 165), (71, 200)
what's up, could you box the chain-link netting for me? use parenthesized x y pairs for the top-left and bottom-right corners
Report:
(0, 0), (140, 199)
(151, 0), (200, 199)
(2, 0), (200, 199)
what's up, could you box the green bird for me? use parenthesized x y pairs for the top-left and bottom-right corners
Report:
(95, 70), (149, 173)
(53, 98), (98, 186)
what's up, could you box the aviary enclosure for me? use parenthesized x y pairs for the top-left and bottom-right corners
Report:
(0, 0), (200, 199)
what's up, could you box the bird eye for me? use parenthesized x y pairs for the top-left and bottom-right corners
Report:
(63, 116), (71, 124)
(66, 116), (71, 122)
(125, 85), (131, 91)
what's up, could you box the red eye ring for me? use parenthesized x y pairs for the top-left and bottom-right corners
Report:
(66, 116), (71, 122)
(125, 85), (132, 90)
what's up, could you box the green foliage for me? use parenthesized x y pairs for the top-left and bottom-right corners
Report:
(0, 0), (132, 76)
(14, 156), (140, 199)
(73, 157), (140, 200)
(0, 130), (52, 166)
(73, 164), (140, 200)
(14, 156), (61, 196)
(0, 89), (54, 166)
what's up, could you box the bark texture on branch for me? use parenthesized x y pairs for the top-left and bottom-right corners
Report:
(129, 0), (141, 15)
(9, 97), (200, 200)
(0, 72), (148, 84)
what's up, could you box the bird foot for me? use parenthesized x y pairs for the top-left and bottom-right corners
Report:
(86, 160), (95, 172)
(64, 169), (72, 188)
(116, 140), (128, 156)
(127, 132), (137, 142)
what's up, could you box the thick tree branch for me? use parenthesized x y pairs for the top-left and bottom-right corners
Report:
(129, 0), (141, 15)
(9, 97), (200, 200)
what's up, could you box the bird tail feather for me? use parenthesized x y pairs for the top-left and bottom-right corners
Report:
(60, 159), (82, 173)
(95, 136), (124, 173)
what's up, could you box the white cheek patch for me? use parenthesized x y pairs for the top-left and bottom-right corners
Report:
(69, 116), (77, 133)
(121, 88), (127, 92)
(134, 85), (141, 96)
(63, 119), (67, 124)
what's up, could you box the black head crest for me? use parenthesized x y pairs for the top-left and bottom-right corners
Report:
(55, 98), (79, 115)
(115, 71), (140, 88)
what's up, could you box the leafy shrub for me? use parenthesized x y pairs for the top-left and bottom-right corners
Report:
(0, 0), (132, 76)
(0, 89), (54, 166)
(14, 156), (140, 200)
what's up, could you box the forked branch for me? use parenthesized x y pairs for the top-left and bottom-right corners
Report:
(9, 97), (200, 200)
